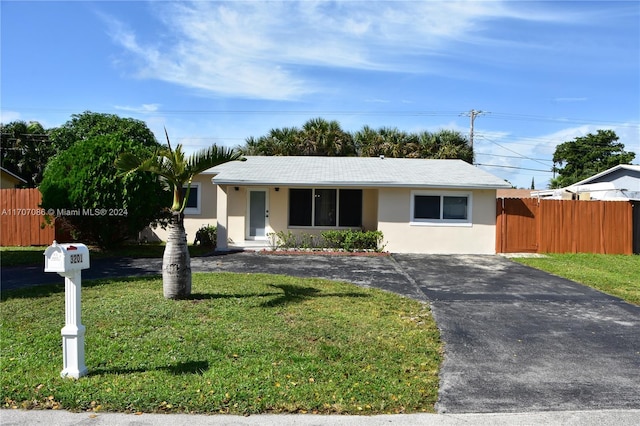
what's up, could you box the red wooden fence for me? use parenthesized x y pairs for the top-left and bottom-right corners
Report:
(496, 198), (633, 255)
(0, 188), (55, 246)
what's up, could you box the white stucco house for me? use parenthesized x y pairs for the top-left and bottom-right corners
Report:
(148, 156), (511, 254)
(532, 164), (640, 201)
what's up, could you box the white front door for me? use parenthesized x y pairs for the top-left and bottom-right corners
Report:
(247, 189), (268, 240)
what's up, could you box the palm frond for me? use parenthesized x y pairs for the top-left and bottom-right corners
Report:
(114, 153), (145, 176)
(185, 145), (244, 177)
(117, 129), (244, 213)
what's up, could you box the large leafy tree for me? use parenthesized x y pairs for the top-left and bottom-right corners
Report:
(550, 130), (635, 188)
(116, 131), (243, 299)
(40, 134), (170, 247)
(50, 111), (158, 152)
(0, 120), (54, 187)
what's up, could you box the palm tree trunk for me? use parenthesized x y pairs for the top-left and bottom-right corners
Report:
(162, 213), (191, 299)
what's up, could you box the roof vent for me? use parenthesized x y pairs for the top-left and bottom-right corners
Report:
(380, 155), (385, 160)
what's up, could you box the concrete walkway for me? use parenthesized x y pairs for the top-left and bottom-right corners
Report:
(2, 252), (639, 422)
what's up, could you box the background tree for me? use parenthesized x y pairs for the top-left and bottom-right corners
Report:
(299, 118), (356, 156)
(116, 131), (243, 299)
(416, 130), (474, 163)
(240, 118), (355, 156)
(550, 130), (635, 188)
(0, 120), (54, 187)
(40, 134), (170, 247)
(49, 111), (158, 152)
(354, 125), (385, 157)
(241, 118), (473, 162)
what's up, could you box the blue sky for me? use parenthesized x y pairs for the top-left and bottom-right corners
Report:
(2, 0), (639, 189)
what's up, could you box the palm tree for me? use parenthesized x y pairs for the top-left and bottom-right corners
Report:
(116, 130), (243, 299)
(354, 125), (382, 157)
(300, 118), (355, 156)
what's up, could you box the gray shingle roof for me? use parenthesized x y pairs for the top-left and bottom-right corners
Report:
(207, 156), (511, 189)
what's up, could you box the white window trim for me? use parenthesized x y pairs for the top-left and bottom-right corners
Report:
(410, 190), (473, 227)
(183, 182), (201, 215)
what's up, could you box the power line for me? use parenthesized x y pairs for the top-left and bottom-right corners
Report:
(475, 163), (553, 173)
(475, 152), (553, 163)
(475, 135), (552, 169)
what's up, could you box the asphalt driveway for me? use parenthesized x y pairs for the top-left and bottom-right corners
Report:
(392, 254), (640, 413)
(2, 252), (639, 413)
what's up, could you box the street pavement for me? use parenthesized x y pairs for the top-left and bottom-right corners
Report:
(1, 251), (639, 424)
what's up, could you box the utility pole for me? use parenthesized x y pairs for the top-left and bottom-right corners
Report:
(461, 109), (487, 150)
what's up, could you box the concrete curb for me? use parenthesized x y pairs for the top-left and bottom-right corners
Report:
(2, 409), (640, 426)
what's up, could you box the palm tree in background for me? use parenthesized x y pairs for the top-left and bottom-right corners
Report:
(116, 130), (243, 299)
(239, 119), (474, 162)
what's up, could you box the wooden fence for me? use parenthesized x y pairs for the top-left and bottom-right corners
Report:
(496, 198), (635, 255)
(0, 188), (55, 246)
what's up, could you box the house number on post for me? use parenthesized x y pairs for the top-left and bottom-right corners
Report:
(44, 241), (90, 379)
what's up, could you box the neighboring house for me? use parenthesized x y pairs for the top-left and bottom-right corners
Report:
(532, 164), (640, 201)
(0, 167), (27, 189)
(497, 189), (534, 198)
(147, 156), (510, 254)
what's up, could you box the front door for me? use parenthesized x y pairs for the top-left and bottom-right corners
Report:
(247, 189), (268, 240)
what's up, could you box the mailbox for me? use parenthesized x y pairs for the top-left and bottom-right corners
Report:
(43, 240), (90, 378)
(44, 241), (90, 273)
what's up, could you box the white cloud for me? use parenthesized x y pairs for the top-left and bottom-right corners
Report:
(553, 97), (588, 103)
(114, 104), (161, 114)
(103, 0), (580, 101)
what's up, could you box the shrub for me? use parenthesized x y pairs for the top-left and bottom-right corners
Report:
(40, 135), (170, 247)
(194, 225), (217, 247)
(269, 229), (385, 252)
(270, 231), (298, 249)
(321, 229), (385, 252)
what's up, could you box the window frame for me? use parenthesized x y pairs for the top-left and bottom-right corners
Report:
(410, 190), (472, 226)
(182, 182), (201, 215)
(288, 188), (362, 229)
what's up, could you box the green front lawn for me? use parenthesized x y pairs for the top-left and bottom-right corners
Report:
(1, 273), (442, 415)
(513, 253), (640, 306)
(0, 244), (213, 267)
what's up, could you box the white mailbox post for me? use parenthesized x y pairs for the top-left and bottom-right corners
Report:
(44, 241), (90, 379)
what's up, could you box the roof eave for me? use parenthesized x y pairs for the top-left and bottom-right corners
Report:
(212, 179), (510, 190)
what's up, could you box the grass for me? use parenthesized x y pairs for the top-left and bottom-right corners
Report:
(513, 253), (640, 306)
(0, 272), (442, 415)
(0, 244), (213, 267)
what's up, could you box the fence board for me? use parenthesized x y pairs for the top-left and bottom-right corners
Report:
(496, 198), (537, 253)
(497, 198), (632, 255)
(0, 188), (55, 246)
(633, 201), (640, 254)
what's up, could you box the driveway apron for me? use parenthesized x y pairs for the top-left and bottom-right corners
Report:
(392, 254), (640, 414)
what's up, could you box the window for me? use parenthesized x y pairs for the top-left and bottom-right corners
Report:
(411, 191), (471, 225)
(339, 189), (363, 227)
(414, 195), (440, 220)
(289, 189), (312, 226)
(181, 183), (201, 215)
(289, 188), (362, 227)
(314, 189), (336, 226)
